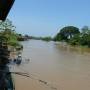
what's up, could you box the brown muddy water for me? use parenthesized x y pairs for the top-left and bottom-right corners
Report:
(12, 40), (90, 90)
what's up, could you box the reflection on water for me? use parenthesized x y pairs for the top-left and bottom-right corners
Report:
(13, 40), (90, 90)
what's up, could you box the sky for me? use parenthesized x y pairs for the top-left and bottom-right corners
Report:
(8, 0), (90, 37)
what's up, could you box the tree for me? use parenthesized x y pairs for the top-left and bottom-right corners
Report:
(0, 19), (19, 47)
(69, 34), (81, 45)
(0, 19), (15, 31)
(53, 32), (67, 41)
(60, 26), (80, 40)
(79, 26), (90, 47)
(54, 26), (80, 41)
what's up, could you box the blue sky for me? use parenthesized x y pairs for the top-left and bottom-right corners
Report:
(8, 0), (90, 37)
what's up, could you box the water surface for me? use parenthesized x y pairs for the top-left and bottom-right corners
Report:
(13, 40), (90, 90)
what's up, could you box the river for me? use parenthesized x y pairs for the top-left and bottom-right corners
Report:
(12, 40), (90, 90)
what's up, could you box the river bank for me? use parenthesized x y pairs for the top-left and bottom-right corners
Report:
(54, 41), (90, 54)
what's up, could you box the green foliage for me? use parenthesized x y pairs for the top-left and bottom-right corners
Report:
(69, 33), (90, 47)
(0, 19), (15, 31)
(60, 26), (80, 39)
(54, 26), (80, 41)
(69, 34), (81, 45)
(41, 36), (52, 41)
(53, 33), (67, 41)
(30, 36), (52, 42)
(8, 34), (18, 46)
(0, 19), (21, 48)
(80, 26), (90, 47)
(80, 34), (90, 47)
(54, 25), (90, 48)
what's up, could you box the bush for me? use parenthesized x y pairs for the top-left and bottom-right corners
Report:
(41, 36), (52, 41)
(69, 34), (80, 45)
(80, 34), (90, 47)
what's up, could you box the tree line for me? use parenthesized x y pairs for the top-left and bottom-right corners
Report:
(53, 26), (90, 47)
(2, 19), (90, 48)
(31, 25), (90, 48)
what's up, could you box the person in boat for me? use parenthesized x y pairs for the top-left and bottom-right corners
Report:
(16, 54), (22, 65)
